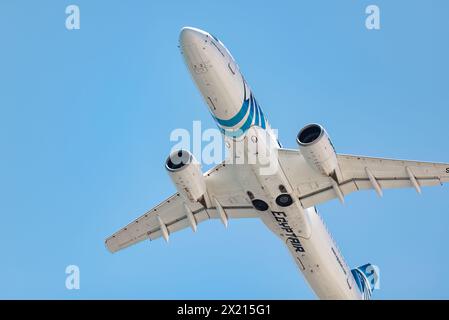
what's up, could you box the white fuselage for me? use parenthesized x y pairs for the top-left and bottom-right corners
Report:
(179, 27), (364, 300)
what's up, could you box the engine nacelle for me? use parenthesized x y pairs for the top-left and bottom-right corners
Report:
(165, 149), (207, 203)
(296, 124), (340, 179)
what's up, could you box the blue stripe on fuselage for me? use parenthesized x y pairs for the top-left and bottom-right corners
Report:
(211, 88), (267, 137)
(213, 97), (250, 127)
(222, 95), (255, 138)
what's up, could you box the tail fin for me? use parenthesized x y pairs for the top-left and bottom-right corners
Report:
(351, 263), (380, 300)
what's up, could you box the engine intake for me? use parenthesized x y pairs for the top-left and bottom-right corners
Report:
(165, 149), (192, 171)
(297, 124), (341, 180)
(297, 124), (324, 145)
(165, 150), (207, 203)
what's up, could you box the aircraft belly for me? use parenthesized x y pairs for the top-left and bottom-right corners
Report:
(261, 208), (362, 300)
(231, 158), (358, 299)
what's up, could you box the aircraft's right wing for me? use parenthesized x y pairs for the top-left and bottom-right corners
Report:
(105, 161), (257, 253)
(278, 149), (449, 208)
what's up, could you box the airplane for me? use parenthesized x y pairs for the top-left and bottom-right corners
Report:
(105, 27), (449, 300)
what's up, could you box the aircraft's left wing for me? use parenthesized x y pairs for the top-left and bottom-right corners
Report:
(105, 162), (256, 253)
(278, 149), (449, 208)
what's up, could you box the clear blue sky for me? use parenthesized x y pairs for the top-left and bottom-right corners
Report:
(1, 0), (449, 299)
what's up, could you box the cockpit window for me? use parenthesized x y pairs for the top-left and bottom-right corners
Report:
(210, 34), (220, 42)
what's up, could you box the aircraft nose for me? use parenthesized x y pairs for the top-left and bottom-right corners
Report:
(179, 27), (207, 46)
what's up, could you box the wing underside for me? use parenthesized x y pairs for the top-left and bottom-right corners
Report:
(279, 148), (449, 208)
(105, 162), (257, 253)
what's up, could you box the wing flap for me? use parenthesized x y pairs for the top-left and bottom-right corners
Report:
(354, 177), (442, 190)
(299, 179), (358, 208)
(338, 154), (449, 180)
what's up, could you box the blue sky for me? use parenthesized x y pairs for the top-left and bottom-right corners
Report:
(1, 0), (449, 299)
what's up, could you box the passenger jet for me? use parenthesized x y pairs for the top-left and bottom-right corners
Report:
(106, 27), (449, 299)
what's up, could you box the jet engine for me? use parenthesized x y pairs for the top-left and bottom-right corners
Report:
(165, 149), (207, 203)
(296, 124), (341, 180)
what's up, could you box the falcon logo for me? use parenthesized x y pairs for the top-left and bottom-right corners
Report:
(271, 211), (305, 253)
